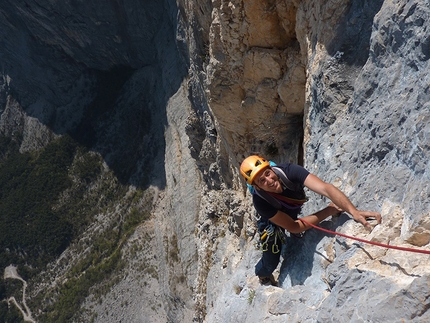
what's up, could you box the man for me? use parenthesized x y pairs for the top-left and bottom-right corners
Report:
(240, 155), (381, 285)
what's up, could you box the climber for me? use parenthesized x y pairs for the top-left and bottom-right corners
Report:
(240, 155), (381, 286)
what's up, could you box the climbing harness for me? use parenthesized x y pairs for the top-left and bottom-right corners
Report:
(255, 224), (286, 254)
(300, 218), (430, 255)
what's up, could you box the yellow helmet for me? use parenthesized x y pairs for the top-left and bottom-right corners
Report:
(240, 155), (270, 184)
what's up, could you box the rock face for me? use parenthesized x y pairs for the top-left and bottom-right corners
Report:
(204, 0), (430, 322)
(207, 0), (305, 162)
(0, 0), (430, 322)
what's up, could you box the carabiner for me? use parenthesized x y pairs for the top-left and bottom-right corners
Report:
(272, 233), (280, 254)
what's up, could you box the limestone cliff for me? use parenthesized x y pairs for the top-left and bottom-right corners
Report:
(0, 0), (429, 322)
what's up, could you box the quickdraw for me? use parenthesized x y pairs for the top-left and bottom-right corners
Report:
(255, 225), (286, 254)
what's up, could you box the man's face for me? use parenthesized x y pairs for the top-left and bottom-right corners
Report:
(254, 167), (282, 193)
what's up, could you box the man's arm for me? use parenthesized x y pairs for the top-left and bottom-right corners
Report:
(269, 203), (341, 233)
(303, 174), (381, 229)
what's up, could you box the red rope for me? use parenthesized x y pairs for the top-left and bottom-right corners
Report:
(299, 218), (430, 255)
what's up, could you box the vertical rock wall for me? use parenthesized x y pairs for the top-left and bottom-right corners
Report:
(206, 0), (305, 163)
(203, 0), (430, 322)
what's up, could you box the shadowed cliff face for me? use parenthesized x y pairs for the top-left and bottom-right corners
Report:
(0, 1), (191, 322)
(0, 0), (188, 186)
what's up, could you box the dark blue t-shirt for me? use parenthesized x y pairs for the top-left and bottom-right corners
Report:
(253, 163), (310, 220)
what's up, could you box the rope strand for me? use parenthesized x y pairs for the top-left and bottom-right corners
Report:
(299, 218), (430, 255)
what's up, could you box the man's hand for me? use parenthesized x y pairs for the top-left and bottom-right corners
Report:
(351, 210), (382, 230)
(304, 173), (382, 230)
